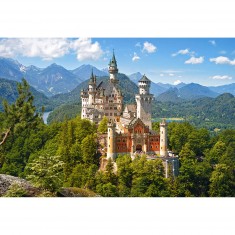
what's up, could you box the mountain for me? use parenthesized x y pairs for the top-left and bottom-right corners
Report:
(50, 73), (138, 108)
(209, 83), (235, 96)
(157, 87), (184, 102)
(0, 57), (25, 82)
(71, 64), (108, 82)
(180, 83), (219, 100)
(128, 72), (143, 84)
(157, 83), (219, 102)
(0, 58), (83, 97)
(33, 63), (82, 96)
(0, 78), (52, 111)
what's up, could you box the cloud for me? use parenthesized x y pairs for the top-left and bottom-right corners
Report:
(132, 52), (140, 61)
(172, 48), (191, 57)
(160, 73), (164, 77)
(0, 38), (103, 61)
(142, 42), (157, 53)
(210, 56), (235, 65)
(209, 40), (216, 46)
(0, 38), (70, 60)
(135, 42), (141, 47)
(169, 73), (174, 76)
(174, 80), (182, 85)
(185, 56), (204, 64)
(71, 38), (103, 61)
(210, 75), (232, 80)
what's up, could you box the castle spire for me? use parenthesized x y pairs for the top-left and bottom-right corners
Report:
(89, 68), (95, 84)
(108, 50), (118, 83)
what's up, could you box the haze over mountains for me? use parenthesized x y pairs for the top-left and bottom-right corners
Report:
(0, 57), (235, 104)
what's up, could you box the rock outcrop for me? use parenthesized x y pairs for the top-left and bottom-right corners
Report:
(0, 174), (40, 197)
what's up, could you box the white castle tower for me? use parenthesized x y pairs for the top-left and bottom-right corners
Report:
(160, 119), (168, 157)
(88, 69), (96, 105)
(108, 50), (119, 83)
(135, 75), (154, 129)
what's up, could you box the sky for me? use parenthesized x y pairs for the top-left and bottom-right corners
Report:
(0, 37), (235, 86)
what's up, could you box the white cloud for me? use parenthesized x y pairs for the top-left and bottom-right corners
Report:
(210, 75), (232, 80)
(0, 38), (70, 60)
(209, 40), (216, 46)
(0, 38), (103, 61)
(160, 73), (164, 77)
(142, 42), (157, 53)
(172, 48), (191, 57)
(135, 42), (141, 47)
(210, 56), (235, 65)
(71, 38), (103, 61)
(174, 80), (182, 85)
(185, 56), (204, 64)
(132, 52), (140, 61)
(169, 73), (174, 76)
(178, 75), (182, 78)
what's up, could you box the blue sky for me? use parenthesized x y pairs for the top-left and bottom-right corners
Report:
(0, 38), (235, 86)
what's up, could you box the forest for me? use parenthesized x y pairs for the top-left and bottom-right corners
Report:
(0, 79), (234, 197)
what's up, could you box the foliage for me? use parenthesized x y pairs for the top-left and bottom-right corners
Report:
(25, 154), (64, 192)
(3, 182), (28, 197)
(97, 116), (108, 134)
(209, 164), (235, 197)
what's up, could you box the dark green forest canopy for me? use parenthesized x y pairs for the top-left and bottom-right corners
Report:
(0, 79), (234, 197)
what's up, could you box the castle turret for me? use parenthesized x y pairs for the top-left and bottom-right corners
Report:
(108, 50), (119, 83)
(135, 75), (154, 129)
(107, 122), (116, 160)
(88, 69), (96, 105)
(160, 119), (168, 157)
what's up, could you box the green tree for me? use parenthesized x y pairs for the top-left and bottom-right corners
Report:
(81, 134), (98, 165)
(209, 164), (235, 197)
(116, 155), (133, 196)
(205, 140), (227, 165)
(168, 122), (195, 154)
(25, 154), (64, 192)
(96, 182), (118, 197)
(98, 116), (108, 133)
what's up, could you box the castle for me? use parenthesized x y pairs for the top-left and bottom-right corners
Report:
(81, 52), (169, 160)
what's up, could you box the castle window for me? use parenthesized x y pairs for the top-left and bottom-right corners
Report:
(151, 145), (153, 149)
(156, 145), (158, 148)
(162, 131), (163, 134)
(110, 113), (113, 116)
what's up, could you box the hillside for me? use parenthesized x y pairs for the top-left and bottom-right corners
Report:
(0, 78), (51, 111)
(157, 83), (219, 102)
(209, 83), (235, 96)
(153, 93), (235, 129)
